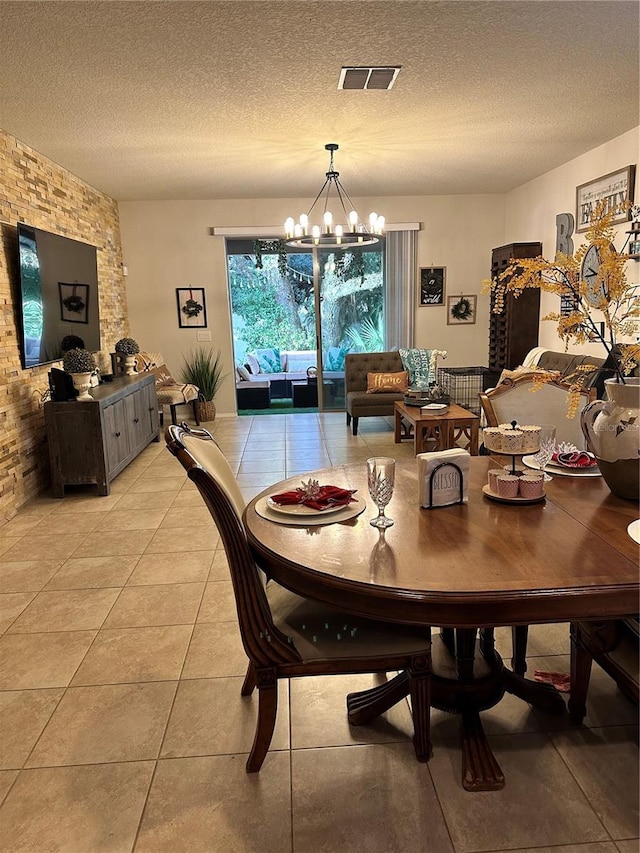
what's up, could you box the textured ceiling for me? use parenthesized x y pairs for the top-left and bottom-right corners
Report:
(0, 1), (638, 201)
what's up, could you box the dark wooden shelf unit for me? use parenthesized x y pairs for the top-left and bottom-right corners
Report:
(489, 242), (542, 372)
(44, 373), (160, 497)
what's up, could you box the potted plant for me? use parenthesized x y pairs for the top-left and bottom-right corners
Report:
(115, 337), (140, 375)
(181, 347), (228, 422)
(62, 348), (97, 401)
(484, 200), (640, 499)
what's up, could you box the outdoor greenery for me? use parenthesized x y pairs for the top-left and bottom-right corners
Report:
(227, 246), (384, 359)
(180, 347), (228, 402)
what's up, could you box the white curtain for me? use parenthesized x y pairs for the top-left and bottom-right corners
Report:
(384, 229), (417, 350)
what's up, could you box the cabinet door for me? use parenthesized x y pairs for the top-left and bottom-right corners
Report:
(125, 390), (148, 454)
(141, 381), (160, 438)
(104, 399), (130, 473)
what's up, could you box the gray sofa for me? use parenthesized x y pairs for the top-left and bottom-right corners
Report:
(345, 351), (405, 435)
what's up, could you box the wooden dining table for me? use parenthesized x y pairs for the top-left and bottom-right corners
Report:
(244, 456), (639, 791)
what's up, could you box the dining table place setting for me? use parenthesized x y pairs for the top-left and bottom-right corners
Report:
(255, 476), (367, 526)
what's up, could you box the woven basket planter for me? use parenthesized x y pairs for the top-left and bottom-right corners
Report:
(195, 400), (216, 422)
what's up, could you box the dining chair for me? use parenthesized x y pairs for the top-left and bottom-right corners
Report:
(479, 373), (596, 677)
(165, 423), (433, 772)
(568, 618), (639, 724)
(479, 372), (596, 450)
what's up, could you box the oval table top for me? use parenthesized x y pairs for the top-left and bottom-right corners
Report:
(244, 457), (638, 629)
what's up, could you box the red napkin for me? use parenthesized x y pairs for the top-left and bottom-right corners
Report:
(270, 485), (357, 511)
(552, 451), (597, 469)
(534, 670), (571, 693)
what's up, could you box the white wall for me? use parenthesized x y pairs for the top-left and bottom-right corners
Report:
(504, 126), (639, 355)
(118, 195), (504, 415)
(118, 126), (638, 416)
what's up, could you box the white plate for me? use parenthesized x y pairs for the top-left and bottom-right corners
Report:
(628, 519), (640, 545)
(421, 403), (448, 412)
(522, 455), (602, 478)
(266, 495), (353, 516)
(256, 494), (367, 526)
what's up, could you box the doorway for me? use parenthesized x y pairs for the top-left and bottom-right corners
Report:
(227, 239), (385, 412)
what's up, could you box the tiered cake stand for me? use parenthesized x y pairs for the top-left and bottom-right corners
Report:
(482, 435), (545, 505)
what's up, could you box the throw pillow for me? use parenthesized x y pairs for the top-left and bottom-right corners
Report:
(399, 348), (432, 390)
(324, 345), (349, 371)
(236, 364), (252, 381)
(256, 347), (282, 373)
(245, 353), (261, 375)
(366, 371), (409, 394)
(151, 364), (175, 387)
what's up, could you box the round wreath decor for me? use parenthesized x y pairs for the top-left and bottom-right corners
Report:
(182, 298), (203, 319)
(62, 294), (85, 314)
(451, 297), (473, 321)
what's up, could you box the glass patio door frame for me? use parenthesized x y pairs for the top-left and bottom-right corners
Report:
(226, 237), (384, 412)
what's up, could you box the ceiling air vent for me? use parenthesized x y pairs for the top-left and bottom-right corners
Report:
(338, 66), (401, 91)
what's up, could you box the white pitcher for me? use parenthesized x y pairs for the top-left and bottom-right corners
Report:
(581, 377), (640, 501)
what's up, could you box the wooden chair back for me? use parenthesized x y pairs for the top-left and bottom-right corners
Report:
(479, 373), (595, 449)
(165, 424), (300, 668)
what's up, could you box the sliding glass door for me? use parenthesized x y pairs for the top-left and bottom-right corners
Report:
(227, 239), (385, 411)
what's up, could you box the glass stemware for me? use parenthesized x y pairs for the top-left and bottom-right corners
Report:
(534, 424), (557, 482)
(367, 457), (395, 529)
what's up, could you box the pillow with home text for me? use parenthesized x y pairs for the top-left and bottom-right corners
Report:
(366, 371), (409, 393)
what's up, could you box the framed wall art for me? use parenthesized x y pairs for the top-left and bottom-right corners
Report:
(447, 294), (477, 325)
(59, 282), (89, 324)
(176, 287), (207, 328)
(418, 266), (446, 306)
(575, 165), (636, 232)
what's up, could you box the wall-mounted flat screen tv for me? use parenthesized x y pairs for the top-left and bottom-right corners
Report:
(17, 223), (100, 369)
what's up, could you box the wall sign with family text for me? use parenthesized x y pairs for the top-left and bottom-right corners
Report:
(576, 165), (636, 233)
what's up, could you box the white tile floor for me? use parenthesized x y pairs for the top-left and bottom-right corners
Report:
(0, 411), (637, 852)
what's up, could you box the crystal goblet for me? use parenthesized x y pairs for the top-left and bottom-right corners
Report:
(534, 424), (557, 482)
(367, 457), (395, 529)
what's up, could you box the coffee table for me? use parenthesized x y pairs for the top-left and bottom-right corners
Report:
(291, 380), (333, 407)
(394, 400), (479, 455)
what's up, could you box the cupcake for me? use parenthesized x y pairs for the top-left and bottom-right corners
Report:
(483, 428), (503, 451)
(519, 474), (544, 498)
(501, 429), (524, 453)
(520, 425), (541, 453)
(496, 474), (519, 498)
(488, 468), (503, 492)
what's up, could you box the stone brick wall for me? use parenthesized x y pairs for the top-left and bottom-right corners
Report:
(0, 129), (129, 519)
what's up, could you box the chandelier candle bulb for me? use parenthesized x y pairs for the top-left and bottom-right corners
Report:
(299, 214), (308, 233)
(323, 211), (333, 232)
(349, 210), (358, 229)
(284, 218), (294, 238)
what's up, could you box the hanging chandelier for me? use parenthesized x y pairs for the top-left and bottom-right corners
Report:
(284, 143), (384, 249)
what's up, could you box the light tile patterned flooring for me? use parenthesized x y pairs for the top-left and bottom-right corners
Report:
(0, 412), (637, 852)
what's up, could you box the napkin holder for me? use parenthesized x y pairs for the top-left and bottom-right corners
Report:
(418, 448), (470, 508)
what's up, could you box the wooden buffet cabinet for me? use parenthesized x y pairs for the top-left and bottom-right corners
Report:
(44, 373), (160, 497)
